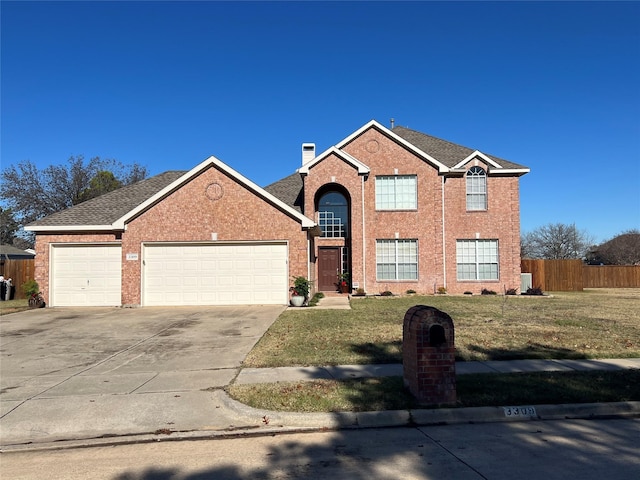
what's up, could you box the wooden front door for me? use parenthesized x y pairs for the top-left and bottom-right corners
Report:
(318, 248), (341, 291)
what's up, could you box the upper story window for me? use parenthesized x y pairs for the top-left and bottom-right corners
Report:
(318, 191), (348, 238)
(466, 166), (487, 211)
(375, 175), (417, 210)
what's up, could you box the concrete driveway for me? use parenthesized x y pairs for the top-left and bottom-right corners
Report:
(0, 305), (284, 445)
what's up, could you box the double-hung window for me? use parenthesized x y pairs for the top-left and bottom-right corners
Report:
(466, 167), (487, 211)
(376, 239), (418, 280)
(456, 239), (499, 280)
(375, 175), (417, 210)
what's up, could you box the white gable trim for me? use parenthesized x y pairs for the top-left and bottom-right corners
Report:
(112, 156), (316, 229)
(453, 151), (503, 170)
(336, 119), (451, 173)
(452, 151), (531, 176)
(298, 146), (370, 175)
(24, 224), (115, 232)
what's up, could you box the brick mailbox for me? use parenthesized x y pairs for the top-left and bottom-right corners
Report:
(403, 305), (456, 406)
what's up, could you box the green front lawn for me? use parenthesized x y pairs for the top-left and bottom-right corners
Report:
(243, 288), (640, 367)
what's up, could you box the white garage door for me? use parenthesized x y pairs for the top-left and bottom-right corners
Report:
(143, 243), (288, 306)
(51, 244), (122, 306)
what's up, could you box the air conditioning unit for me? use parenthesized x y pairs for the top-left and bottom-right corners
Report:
(521, 273), (532, 293)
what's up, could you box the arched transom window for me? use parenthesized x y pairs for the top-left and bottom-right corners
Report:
(466, 166), (487, 211)
(318, 191), (348, 238)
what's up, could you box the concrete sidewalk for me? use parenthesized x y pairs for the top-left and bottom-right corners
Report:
(235, 358), (640, 384)
(2, 357), (639, 451)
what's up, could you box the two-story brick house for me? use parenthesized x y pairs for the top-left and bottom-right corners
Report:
(26, 120), (529, 306)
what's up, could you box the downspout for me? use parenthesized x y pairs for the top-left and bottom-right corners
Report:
(307, 236), (311, 293)
(361, 175), (366, 293)
(441, 176), (447, 289)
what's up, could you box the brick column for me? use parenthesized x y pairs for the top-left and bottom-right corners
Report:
(403, 305), (456, 406)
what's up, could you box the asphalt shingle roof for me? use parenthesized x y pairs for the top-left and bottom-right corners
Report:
(28, 125), (528, 228)
(27, 171), (187, 227)
(263, 173), (304, 214)
(264, 126), (527, 211)
(0, 244), (35, 258)
(391, 126), (527, 170)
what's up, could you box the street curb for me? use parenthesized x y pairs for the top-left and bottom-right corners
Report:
(2, 398), (639, 453)
(220, 393), (640, 429)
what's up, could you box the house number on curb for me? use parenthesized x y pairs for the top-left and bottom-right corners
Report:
(206, 182), (224, 201)
(503, 406), (537, 417)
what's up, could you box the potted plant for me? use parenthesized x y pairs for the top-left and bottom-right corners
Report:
(338, 272), (350, 294)
(290, 276), (311, 307)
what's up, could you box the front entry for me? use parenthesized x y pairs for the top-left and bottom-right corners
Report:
(318, 247), (341, 291)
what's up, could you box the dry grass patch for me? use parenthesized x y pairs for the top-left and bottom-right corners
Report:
(0, 299), (29, 316)
(243, 289), (640, 367)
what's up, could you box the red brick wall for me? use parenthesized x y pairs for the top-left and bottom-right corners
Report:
(303, 152), (364, 289)
(35, 164), (310, 306)
(442, 160), (522, 294)
(122, 165), (309, 305)
(33, 233), (120, 305)
(305, 127), (523, 295)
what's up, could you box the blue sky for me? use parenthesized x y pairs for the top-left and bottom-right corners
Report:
(2, 1), (639, 243)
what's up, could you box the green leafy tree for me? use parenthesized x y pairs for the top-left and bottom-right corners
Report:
(521, 223), (595, 260)
(77, 170), (123, 203)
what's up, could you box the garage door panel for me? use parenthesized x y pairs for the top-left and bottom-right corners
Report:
(143, 243), (288, 306)
(52, 245), (122, 307)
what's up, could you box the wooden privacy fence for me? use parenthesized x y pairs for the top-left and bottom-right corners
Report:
(521, 259), (640, 291)
(0, 258), (35, 299)
(583, 265), (640, 288)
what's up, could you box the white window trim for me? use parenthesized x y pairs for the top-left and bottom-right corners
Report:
(466, 167), (487, 211)
(375, 175), (417, 210)
(456, 239), (499, 281)
(376, 239), (418, 281)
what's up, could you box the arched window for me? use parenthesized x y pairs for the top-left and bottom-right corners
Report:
(318, 191), (348, 238)
(466, 166), (487, 211)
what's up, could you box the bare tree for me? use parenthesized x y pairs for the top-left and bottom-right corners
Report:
(0, 207), (20, 245)
(0, 156), (148, 228)
(521, 223), (595, 260)
(586, 229), (640, 265)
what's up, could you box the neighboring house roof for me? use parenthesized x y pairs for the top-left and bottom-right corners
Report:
(0, 244), (36, 259)
(26, 157), (316, 232)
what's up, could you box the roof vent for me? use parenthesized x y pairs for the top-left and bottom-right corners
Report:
(302, 143), (315, 166)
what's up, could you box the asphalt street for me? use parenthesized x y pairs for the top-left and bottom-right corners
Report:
(3, 419), (639, 479)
